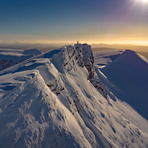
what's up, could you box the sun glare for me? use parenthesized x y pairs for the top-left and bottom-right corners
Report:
(140, 0), (148, 2)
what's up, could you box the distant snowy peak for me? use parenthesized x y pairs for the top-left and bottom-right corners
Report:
(110, 49), (148, 67)
(23, 49), (42, 55)
(0, 49), (42, 71)
(100, 49), (148, 119)
(122, 49), (135, 54)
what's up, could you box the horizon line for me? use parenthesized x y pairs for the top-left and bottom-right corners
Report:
(0, 41), (148, 46)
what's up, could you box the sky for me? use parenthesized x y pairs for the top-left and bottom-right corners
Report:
(0, 0), (148, 45)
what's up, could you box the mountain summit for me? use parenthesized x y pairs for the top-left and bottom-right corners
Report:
(0, 44), (148, 148)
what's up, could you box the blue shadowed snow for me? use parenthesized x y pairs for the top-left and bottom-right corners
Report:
(103, 54), (120, 61)
(0, 86), (16, 91)
(14, 63), (44, 73)
(97, 64), (106, 66)
(99, 50), (148, 119)
(23, 49), (42, 55)
(1, 83), (11, 85)
(44, 49), (61, 58)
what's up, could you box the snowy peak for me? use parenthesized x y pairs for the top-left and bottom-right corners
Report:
(111, 49), (148, 67)
(101, 49), (148, 119)
(49, 43), (107, 98)
(48, 43), (94, 72)
(119, 49), (138, 61)
(122, 49), (136, 54)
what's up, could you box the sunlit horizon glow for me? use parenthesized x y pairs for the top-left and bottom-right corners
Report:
(0, 39), (148, 46)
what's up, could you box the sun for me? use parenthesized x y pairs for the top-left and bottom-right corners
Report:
(141, 0), (148, 2)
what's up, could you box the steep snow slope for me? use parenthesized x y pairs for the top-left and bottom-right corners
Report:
(0, 49), (42, 71)
(97, 50), (148, 120)
(0, 45), (148, 148)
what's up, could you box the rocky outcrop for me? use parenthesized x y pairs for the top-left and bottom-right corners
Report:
(75, 43), (107, 98)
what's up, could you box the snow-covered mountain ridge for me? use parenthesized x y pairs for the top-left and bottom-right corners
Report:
(0, 44), (148, 148)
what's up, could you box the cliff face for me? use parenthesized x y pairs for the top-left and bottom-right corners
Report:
(75, 43), (107, 98)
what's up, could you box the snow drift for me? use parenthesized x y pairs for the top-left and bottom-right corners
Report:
(0, 45), (148, 148)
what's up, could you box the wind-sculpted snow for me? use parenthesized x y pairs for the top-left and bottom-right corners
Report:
(0, 45), (148, 148)
(0, 49), (42, 71)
